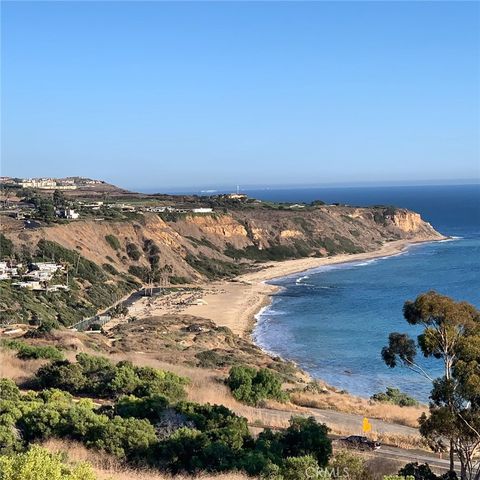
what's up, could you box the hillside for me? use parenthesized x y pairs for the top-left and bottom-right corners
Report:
(0, 202), (442, 326)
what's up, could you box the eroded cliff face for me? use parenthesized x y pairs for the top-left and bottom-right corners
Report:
(5, 205), (443, 285)
(392, 211), (430, 234)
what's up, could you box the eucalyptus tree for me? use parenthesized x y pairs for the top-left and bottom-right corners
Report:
(382, 291), (480, 479)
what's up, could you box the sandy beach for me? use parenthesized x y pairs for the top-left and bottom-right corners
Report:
(126, 238), (442, 337)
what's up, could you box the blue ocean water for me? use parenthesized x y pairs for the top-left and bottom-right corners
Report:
(250, 184), (480, 400)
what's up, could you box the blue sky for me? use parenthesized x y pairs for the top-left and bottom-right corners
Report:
(2, 1), (479, 190)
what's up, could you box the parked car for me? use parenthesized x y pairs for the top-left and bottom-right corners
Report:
(338, 435), (381, 451)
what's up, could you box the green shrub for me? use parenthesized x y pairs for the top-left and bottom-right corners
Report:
(0, 234), (14, 259)
(6, 389), (157, 460)
(0, 379), (21, 401)
(224, 244), (301, 262)
(36, 361), (87, 393)
(1, 340), (64, 361)
(385, 477), (415, 480)
(0, 445), (97, 480)
(282, 455), (321, 480)
(398, 462), (440, 480)
(371, 387), (418, 407)
(334, 235), (365, 254)
(36, 354), (188, 402)
(126, 243), (141, 261)
(195, 350), (236, 368)
(185, 253), (242, 279)
(157, 427), (207, 472)
(226, 365), (288, 406)
(105, 234), (121, 250)
(254, 417), (332, 475)
(133, 365), (188, 400)
(128, 265), (150, 282)
(114, 394), (169, 422)
(280, 416), (332, 467)
(169, 276), (189, 285)
(88, 415), (157, 458)
(160, 403), (252, 473)
(102, 263), (118, 275)
(329, 450), (371, 480)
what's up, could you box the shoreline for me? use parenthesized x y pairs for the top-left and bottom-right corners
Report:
(123, 235), (446, 397)
(181, 236), (446, 338)
(242, 237), (445, 340)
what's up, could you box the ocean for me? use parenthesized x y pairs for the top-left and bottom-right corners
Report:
(246, 184), (480, 400)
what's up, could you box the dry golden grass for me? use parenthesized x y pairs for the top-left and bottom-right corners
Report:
(43, 439), (253, 480)
(290, 389), (426, 428)
(365, 457), (405, 480)
(0, 349), (45, 383)
(330, 448), (403, 480)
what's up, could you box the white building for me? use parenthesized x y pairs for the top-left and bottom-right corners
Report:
(227, 193), (247, 200)
(19, 178), (77, 190)
(26, 271), (54, 281)
(25, 263), (60, 282)
(81, 201), (104, 210)
(0, 262), (20, 280)
(192, 208), (213, 214)
(56, 208), (80, 219)
(12, 281), (44, 290)
(145, 206), (168, 213)
(33, 262), (61, 270)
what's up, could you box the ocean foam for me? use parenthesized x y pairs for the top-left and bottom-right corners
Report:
(296, 275), (310, 284)
(438, 236), (463, 242)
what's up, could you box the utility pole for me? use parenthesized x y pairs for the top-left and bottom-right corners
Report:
(75, 252), (81, 275)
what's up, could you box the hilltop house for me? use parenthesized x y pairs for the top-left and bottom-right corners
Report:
(0, 261), (22, 280)
(56, 208), (79, 219)
(192, 208), (213, 214)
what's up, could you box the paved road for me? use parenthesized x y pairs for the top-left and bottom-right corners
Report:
(247, 406), (457, 473)
(251, 405), (419, 437)
(374, 445), (453, 473)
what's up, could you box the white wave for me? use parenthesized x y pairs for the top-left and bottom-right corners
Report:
(263, 309), (286, 316)
(254, 306), (268, 321)
(437, 236), (463, 243)
(296, 275), (310, 284)
(353, 259), (377, 267)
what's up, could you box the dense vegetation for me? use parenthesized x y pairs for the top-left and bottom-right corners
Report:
(185, 253), (243, 279)
(224, 234), (364, 262)
(226, 365), (288, 406)
(36, 353), (188, 402)
(0, 234), (14, 258)
(370, 387), (419, 407)
(0, 354), (333, 478)
(0, 240), (139, 325)
(104, 234), (121, 250)
(0, 445), (96, 480)
(1, 339), (64, 361)
(126, 242), (141, 260)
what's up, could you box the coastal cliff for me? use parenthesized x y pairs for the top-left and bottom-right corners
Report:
(5, 205), (441, 281)
(1, 203), (443, 325)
